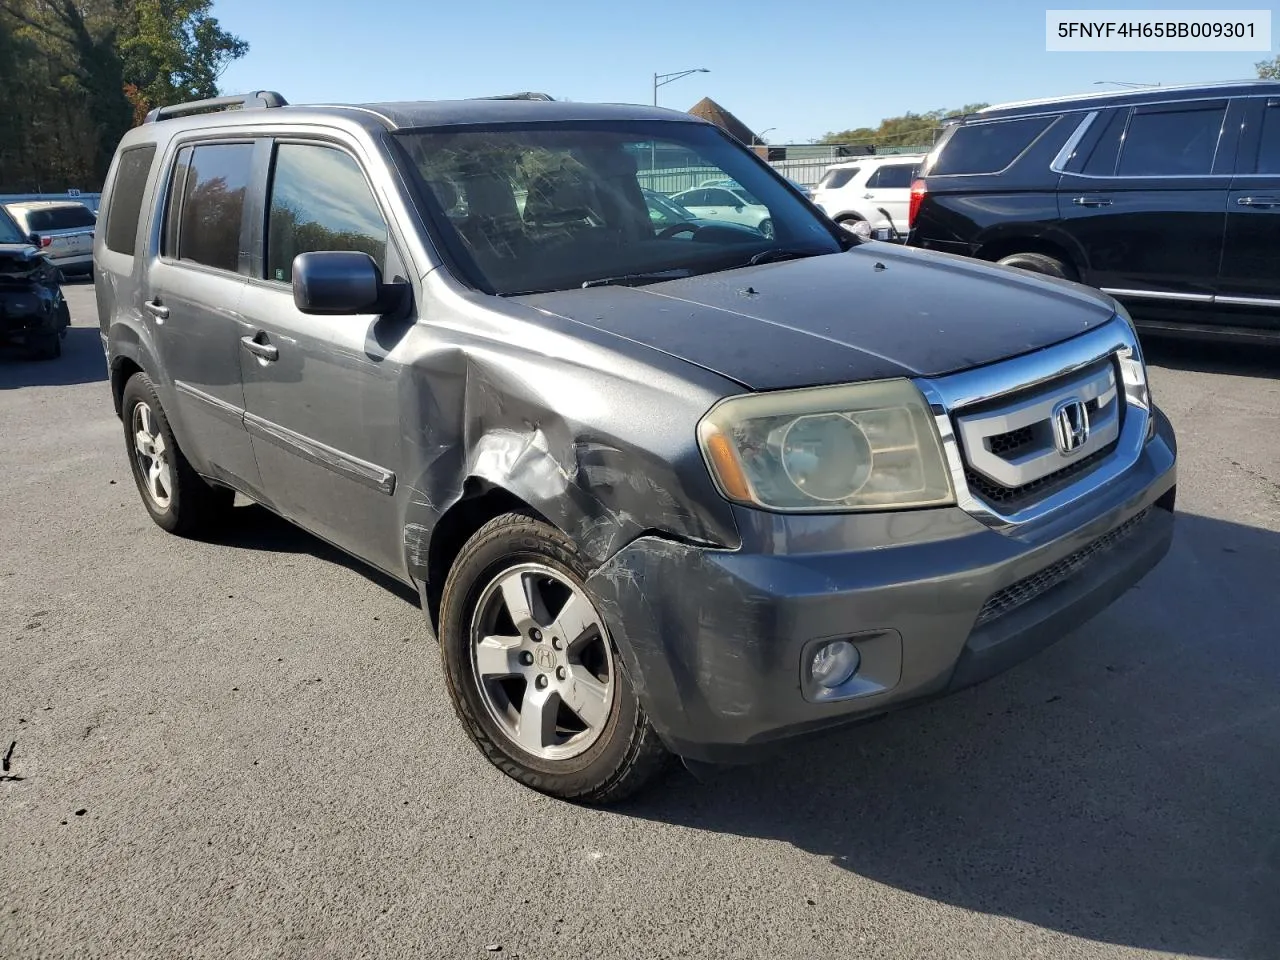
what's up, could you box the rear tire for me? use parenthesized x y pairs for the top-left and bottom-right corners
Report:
(121, 371), (234, 537)
(437, 512), (669, 804)
(996, 251), (1076, 281)
(758, 218), (774, 240)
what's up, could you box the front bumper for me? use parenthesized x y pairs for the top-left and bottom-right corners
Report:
(587, 409), (1177, 763)
(0, 286), (62, 346)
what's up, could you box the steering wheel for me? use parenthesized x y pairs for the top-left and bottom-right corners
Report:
(656, 222), (701, 239)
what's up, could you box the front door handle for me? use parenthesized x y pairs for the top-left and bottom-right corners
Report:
(240, 335), (279, 362)
(1236, 196), (1280, 207)
(1072, 196), (1113, 207)
(863, 192), (875, 199)
(144, 299), (169, 321)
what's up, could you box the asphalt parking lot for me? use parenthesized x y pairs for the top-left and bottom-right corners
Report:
(2, 282), (1278, 960)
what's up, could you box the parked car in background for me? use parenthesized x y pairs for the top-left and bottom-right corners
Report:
(3, 200), (96, 277)
(810, 155), (924, 237)
(0, 205), (70, 359)
(97, 91), (1175, 804)
(908, 80), (1280, 343)
(671, 183), (774, 237)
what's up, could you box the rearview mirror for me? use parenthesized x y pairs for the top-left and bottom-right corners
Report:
(292, 251), (383, 315)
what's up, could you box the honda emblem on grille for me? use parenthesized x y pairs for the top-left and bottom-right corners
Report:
(1052, 398), (1090, 455)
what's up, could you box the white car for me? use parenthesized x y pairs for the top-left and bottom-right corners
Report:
(669, 184), (773, 238)
(810, 155), (924, 238)
(3, 200), (96, 276)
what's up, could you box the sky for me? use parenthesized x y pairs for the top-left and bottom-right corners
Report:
(211, 0), (1276, 144)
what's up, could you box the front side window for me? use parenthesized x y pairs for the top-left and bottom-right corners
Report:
(865, 164), (918, 189)
(819, 167), (859, 190)
(396, 121), (844, 295)
(1255, 101), (1280, 175)
(266, 143), (388, 283)
(165, 142), (254, 272)
(104, 144), (156, 255)
(1116, 102), (1226, 177)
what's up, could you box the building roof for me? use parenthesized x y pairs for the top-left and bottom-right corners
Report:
(686, 97), (759, 145)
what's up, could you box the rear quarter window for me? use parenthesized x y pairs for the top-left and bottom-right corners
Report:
(104, 145), (157, 256)
(930, 116), (1056, 175)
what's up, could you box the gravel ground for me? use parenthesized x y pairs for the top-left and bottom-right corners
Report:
(2, 282), (1278, 960)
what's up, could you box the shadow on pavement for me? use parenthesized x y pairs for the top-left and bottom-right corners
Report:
(1142, 333), (1280, 379)
(617, 511), (1280, 959)
(216, 501), (420, 607)
(0, 327), (106, 389)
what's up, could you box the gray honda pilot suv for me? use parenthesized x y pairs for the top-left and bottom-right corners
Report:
(95, 91), (1177, 802)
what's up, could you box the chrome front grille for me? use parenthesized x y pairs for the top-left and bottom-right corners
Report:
(975, 508), (1151, 626)
(952, 356), (1120, 509)
(914, 317), (1152, 531)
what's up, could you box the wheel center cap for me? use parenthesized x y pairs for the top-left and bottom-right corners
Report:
(534, 646), (556, 671)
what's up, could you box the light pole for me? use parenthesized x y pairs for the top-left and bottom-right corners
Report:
(1093, 80), (1159, 88)
(752, 127), (777, 147)
(650, 67), (709, 182)
(653, 67), (709, 106)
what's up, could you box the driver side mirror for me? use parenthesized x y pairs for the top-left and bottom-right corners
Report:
(733, 204), (744, 213)
(293, 251), (402, 315)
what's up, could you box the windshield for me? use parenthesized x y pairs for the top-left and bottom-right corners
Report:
(0, 207), (27, 244)
(396, 121), (845, 295)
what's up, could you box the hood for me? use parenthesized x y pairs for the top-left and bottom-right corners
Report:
(515, 244), (1118, 390)
(0, 243), (45, 280)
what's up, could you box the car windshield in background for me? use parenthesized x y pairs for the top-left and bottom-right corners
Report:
(396, 121), (844, 295)
(0, 209), (27, 244)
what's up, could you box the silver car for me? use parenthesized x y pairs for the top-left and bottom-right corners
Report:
(4, 201), (96, 276)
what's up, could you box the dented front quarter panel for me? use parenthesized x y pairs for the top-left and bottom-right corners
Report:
(398, 267), (743, 584)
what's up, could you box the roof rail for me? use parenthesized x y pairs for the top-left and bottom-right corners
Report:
(144, 91), (288, 124)
(473, 92), (556, 101)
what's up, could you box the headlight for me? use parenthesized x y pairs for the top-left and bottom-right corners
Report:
(697, 379), (955, 512)
(1109, 301), (1153, 435)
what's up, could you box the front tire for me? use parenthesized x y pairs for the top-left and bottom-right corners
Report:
(121, 372), (233, 536)
(438, 513), (669, 803)
(995, 251), (1076, 281)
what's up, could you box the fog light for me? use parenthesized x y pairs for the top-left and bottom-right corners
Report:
(810, 640), (860, 688)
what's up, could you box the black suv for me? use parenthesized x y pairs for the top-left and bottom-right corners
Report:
(908, 80), (1280, 344)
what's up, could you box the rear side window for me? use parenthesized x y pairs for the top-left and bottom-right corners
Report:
(931, 116), (1055, 175)
(104, 145), (156, 255)
(1081, 111), (1126, 175)
(27, 206), (96, 231)
(164, 142), (254, 273)
(865, 163), (918, 189)
(1253, 101), (1280, 174)
(820, 167), (859, 189)
(1116, 102), (1226, 177)
(265, 143), (388, 283)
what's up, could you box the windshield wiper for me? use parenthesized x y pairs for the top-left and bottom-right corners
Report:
(744, 248), (823, 267)
(581, 269), (691, 289)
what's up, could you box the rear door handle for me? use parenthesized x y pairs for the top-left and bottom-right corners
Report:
(240, 335), (279, 362)
(863, 192), (875, 199)
(143, 299), (169, 321)
(1072, 196), (1113, 207)
(1236, 196), (1280, 207)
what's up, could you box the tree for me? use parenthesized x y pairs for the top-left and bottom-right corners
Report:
(819, 103), (990, 147)
(0, 0), (246, 190)
(1258, 55), (1280, 80)
(119, 0), (247, 120)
